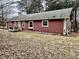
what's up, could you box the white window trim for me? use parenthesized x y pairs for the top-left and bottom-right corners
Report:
(28, 21), (34, 29)
(42, 20), (49, 27)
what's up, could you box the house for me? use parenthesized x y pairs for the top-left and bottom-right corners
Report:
(6, 8), (73, 35)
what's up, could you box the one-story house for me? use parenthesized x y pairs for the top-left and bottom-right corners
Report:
(6, 8), (73, 35)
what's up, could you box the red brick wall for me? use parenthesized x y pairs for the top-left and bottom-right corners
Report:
(34, 20), (63, 34)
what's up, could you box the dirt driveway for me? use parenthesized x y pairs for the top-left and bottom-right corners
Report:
(0, 29), (79, 59)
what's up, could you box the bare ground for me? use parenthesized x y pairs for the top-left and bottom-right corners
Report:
(0, 29), (79, 59)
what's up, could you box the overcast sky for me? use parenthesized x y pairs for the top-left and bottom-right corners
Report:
(8, 0), (76, 18)
(9, 0), (46, 18)
(11, 0), (20, 1)
(7, 0), (21, 18)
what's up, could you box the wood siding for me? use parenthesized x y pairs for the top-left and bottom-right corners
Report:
(7, 19), (63, 34)
(34, 20), (63, 34)
(22, 21), (28, 31)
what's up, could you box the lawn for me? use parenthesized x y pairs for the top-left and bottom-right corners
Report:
(0, 29), (79, 59)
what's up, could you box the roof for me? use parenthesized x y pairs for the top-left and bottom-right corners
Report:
(27, 8), (72, 20)
(18, 14), (27, 21)
(7, 16), (19, 21)
(7, 8), (73, 21)
(7, 15), (26, 21)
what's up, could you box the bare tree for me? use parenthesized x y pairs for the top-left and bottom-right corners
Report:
(72, 0), (79, 32)
(17, 0), (43, 14)
(0, 0), (17, 26)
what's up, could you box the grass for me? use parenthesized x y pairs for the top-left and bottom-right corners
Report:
(15, 31), (79, 45)
(0, 30), (79, 59)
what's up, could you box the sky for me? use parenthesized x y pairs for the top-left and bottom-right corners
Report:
(10, 0), (20, 1)
(42, 0), (47, 11)
(9, 0), (46, 18)
(8, 4), (19, 18)
(7, 0), (21, 18)
(8, 0), (77, 18)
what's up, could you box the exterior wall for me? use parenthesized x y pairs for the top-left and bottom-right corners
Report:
(7, 19), (64, 34)
(7, 21), (18, 29)
(14, 21), (18, 27)
(34, 20), (63, 34)
(11, 22), (14, 27)
(22, 21), (28, 31)
(7, 21), (14, 29)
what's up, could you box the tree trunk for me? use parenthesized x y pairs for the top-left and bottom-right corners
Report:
(74, 10), (78, 32)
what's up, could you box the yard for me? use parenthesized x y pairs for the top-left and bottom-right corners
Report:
(0, 29), (79, 59)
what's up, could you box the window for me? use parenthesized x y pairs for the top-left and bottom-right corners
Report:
(42, 20), (48, 27)
(29, 21), (33, 27)
(28, 21), (34, 29)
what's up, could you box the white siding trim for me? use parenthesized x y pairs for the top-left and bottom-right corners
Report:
(63, 18), (67, 35)
(42, 20), (49, 27)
